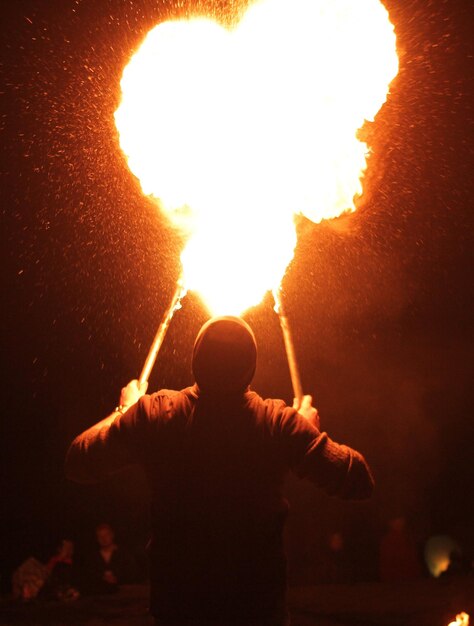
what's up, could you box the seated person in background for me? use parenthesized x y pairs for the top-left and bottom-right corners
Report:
(45, 538), (80, 600)
(85, 523), (137, 593)
(12, 557), (49, 601)
(12, 539), (79, 602)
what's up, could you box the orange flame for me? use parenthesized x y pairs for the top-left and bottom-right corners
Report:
(115, 0), (398, 315)
(448, 613), (470, 626)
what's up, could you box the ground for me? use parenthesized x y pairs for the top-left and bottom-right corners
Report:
(1, 578), (473, 625)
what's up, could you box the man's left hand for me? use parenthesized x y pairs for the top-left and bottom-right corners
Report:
(294, 395), (320, 430)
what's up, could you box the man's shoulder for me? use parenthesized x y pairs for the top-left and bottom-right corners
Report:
(144, 385), (197, 418)
(148, 385), (197, 400)
(246, 391), (291, 419)
(250, 390), (286, 405)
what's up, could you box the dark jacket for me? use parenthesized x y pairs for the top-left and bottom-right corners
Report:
(66, 385), (373, 621)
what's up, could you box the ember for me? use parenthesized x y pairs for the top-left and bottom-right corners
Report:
(115, 0), (398, 316)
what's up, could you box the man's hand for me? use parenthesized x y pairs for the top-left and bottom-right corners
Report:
(294, 395), (320, 430)
(119, 379), (148, 409)
(103, 570), (118, 585)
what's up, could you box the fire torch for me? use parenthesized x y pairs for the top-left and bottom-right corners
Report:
(138, 278), (186, 385)
(274, 288), (304, 409)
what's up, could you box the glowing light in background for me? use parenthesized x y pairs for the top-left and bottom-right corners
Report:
(424, 534), (460, 578)
(115, 0), (398, 315)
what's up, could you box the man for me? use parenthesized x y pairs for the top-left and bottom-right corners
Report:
(66, 316), (374, 626)
(84, 523), (137, 594)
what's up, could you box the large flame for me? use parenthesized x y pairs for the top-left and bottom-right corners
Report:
(115, 0), (398, 315)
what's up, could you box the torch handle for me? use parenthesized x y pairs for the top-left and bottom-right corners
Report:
(274, 289), (304, 408)
(138, 279), (186, 385)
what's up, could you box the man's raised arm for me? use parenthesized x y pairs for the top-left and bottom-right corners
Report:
(284, 395), (375, 500)
(65, 380), (147, 484)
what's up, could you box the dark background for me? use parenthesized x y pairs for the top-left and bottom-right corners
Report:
(1, 0), (473, 591)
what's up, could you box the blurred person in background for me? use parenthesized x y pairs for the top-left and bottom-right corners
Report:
(84, 523), (137, 594)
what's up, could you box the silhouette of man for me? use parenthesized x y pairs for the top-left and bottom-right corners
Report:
(66, 316), (374, 626)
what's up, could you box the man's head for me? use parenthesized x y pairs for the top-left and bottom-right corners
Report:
(57, 539), (74, 560)
(192, 316), (257, 394)
(96, 523), (115, 548)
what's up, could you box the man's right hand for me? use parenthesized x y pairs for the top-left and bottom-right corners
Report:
(294, 395), (320, 430)
(119, 379), (148, 409)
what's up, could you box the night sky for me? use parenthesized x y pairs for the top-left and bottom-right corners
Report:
(1, 0), (473, 589)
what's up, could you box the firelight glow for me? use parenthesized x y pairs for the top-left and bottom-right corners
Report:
(115, 0), (398, 315)
(447, 613), (470, 626)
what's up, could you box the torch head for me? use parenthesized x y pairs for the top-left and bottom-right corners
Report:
(192, 316), (257, 395)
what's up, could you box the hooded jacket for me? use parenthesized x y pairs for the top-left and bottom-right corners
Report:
(192, 316), (257, 394)
(66, 318), (374, 623)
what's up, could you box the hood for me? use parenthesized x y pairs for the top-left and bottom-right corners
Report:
(192, 316), (257, 394)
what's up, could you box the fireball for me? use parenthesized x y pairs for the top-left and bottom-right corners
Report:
(115, 0), (398, 315)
